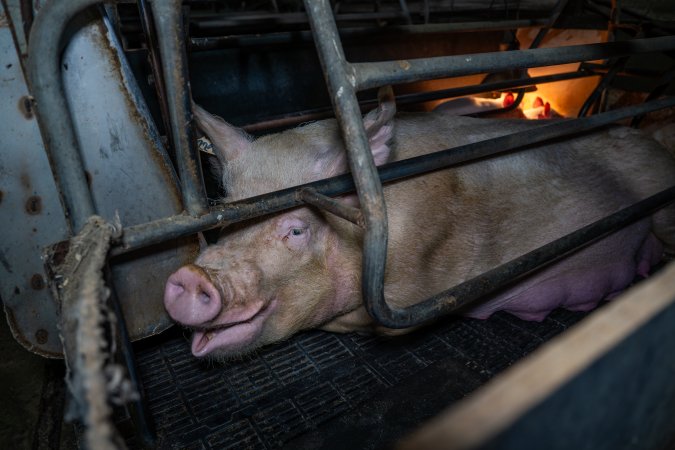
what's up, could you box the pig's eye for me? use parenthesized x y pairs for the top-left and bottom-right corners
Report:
(290, 228), (305, 236)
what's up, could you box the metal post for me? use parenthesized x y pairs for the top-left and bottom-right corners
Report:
(303, 0), (390, 336)
(152, 0), (209, 217)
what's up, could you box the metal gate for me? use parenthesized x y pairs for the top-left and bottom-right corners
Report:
(2, 0), (675, 447)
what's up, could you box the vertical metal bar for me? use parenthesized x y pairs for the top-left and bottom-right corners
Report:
(26, 0), (100, 233)
(630, 65), (675, 128)
(529, 0), (569, 50)
(578, 57), (628, 117)
(303, 0), (390, 326)
(398, 0), (412, 25)
(105, 265), (156, 448)
(151, 0), (208, 217)
(136, 0), (174, 155)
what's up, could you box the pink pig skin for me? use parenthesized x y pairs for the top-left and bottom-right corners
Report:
(164, 93), (675, 358)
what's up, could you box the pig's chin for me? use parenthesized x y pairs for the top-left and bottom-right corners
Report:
(190, 299), (278, 358)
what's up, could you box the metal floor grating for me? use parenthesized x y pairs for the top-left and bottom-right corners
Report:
(118, 308), (590, 449)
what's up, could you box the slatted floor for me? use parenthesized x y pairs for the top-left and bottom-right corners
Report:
(118, 308), (590, 449)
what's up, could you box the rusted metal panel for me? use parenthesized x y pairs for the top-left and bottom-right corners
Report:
(61, 11), (198, 342)
(1, 5), (197, 356)
(0, 2), (69, 357)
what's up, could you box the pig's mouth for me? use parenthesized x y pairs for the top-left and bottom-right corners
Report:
(190, 298), (277, 357)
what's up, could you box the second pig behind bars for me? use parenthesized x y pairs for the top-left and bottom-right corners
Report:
(164, 88), (675, 358)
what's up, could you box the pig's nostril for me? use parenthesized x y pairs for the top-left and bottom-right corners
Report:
(167, 280), (185, 298)
(198, 290), (211, 304)
(164, 265), (222, 325)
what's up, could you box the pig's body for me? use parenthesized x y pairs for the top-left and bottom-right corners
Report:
(164, 97), (675, 358)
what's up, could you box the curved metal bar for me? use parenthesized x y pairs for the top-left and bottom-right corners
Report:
(26, 0), (101, 232)
(303, 0), (390, 331)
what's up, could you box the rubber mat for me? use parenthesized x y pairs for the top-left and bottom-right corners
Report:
(118, 308), (589, 449)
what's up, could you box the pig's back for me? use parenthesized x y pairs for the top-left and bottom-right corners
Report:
(380, 114), (675, 310)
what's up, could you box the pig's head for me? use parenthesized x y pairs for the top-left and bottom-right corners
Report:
(163, 92), (396, 359)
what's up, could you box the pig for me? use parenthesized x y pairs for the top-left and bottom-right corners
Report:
(435, 93), (560, 119)
(164, 90), (675, 358)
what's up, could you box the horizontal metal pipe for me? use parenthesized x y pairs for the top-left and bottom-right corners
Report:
(376, 185), (675, 328)
(26, 0), (101, 232)
(395, 70), (597, 105)
(242, 70), (596, 133)
(188, 18), (551, 51)
(299, 188), (364, 227)
(353, 36), (675, 91)
(152, 0), (208, 216)
(112, 96), (675, 255)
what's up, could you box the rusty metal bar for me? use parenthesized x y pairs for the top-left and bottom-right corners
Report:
(136, 0), (174, 153)
(112, 99), (675, 256)
(352, 35), (675, 91)
(299, 188), (364, 227)
(26, 0), (100, 233)
(151, 0), (209, 217)
(27, 2), (157, 445)
(303, 0), (390, 332)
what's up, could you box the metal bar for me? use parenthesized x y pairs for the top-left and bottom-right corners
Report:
(111, 96), (675, 256)
(242, 70), (597, 133)
(303, 0), (389, 338)
(398, 0), (413, 25)
(352, 36), (675, 91)
(471, 0), (568, 118)
(529, 0), (569, 49)
(631, 65), (675, 127)
(151, 0), (209, 217)
(105, 265), (156, 447)
(378, 185), (675, 328)
(578, 57), (629, 117)
(26, 0), (100, 233)
(299, 188), (364, 227)
(188, 19), (552, 51)
(136, 0), (174, 151)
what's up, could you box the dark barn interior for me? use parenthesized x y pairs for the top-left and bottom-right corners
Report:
(2, 0), (675, 449)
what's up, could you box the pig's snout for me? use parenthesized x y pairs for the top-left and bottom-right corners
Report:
(164, 265), (223, 326)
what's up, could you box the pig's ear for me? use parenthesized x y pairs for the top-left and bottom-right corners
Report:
(192, 102), (251, 161)
(362, 86), (396, 166)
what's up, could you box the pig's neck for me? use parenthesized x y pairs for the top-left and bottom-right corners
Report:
(317, 226), (370, 332)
